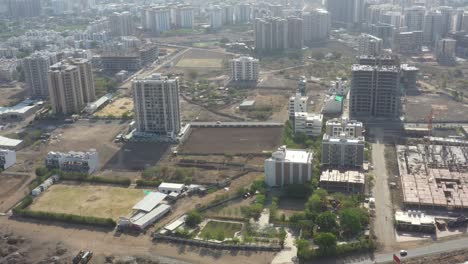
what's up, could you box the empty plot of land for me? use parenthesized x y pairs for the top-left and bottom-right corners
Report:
(0, 84), (26, 106)
(105, 142), (170, 170)
(0, 173), (32, 212)
(48, 121), (127, 167)
(29, 184), (146, 219)
(180, 127), (283, 154)
(94, 97), (133, 117)
(199, 220), (242, 238)
(175, 50), (224, 68)
(405, 93), (468, 122)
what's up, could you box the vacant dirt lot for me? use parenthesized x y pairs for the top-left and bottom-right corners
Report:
(47, 121), (128, 167)
(0, 173), (33, 212)
(405, 93), (468, 122)
(29, 184), (145, 219)
(175, 49), (225, 69)
(95, 97), (133, 117)
(0, 83), (26, 106)
(104, 142), (170, 171)
(180, 127), (283, 154)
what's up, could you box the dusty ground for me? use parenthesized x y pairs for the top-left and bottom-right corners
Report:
(405, 92), (468, 122)
(277, 198), (306, 219)
(0, 173), (33, 213)
(204, 197), (254, 218)
(0, 83), (26, 106)
(47, 121), (128, 168)
(402, 248), (468, 264)
(94, 97), (133, 117)
(0, 217), (275, 264)
(29, 183), (146, 220)
(179, 127), (283, 154)
(180, 98), (236, 123)
(104, 142), (170, 171)
(175, 49), (226, 69)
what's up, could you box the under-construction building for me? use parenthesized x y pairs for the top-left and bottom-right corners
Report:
(45, 149), (99, 174)
(350, 56), (413, 119)
(398, 138), (468, 211)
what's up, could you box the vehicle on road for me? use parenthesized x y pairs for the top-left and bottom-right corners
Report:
(400, 250), (408, 257)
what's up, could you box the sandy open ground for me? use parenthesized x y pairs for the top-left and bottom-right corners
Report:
(180, 127), (283, 154)
(175, 49), (225, 69)
(94, 97), (133, 117)
(29, 184), (146, 219)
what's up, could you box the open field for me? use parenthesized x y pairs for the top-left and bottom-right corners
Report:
(47, 121), (127, 167)
(180, 127), (283, 154)
(94, 97), (133, 117)
(104, 142), (170, 171)
(0, 83), (26, 106)
(205, 197), (254, 218)
(405, 93), (468, 122)
(175, 49), (225, 69)
(29, 184), (145, 219)
(277, 198), (306, 219)
(0, 173), (33, 212)
(199, 220), (243, 238)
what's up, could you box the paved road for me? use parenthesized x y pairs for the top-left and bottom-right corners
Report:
(371, 127), (396, 252)
(271, 229), (298, 264)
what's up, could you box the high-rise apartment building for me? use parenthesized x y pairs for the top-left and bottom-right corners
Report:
(210, 6), (223, 29)
(254, 17), (288, 53)
(287, 16), (303, 49)
(109, 11), (135, 36)
(235, 3), (251, 24)
(143, 6), (171, 36)
(294, 112), (323, 137)
(404, 6), (425, 31)
(438, 6), (453, 37)
(325, 118), (364, 138)
(303, 9), (330, 44)
(47, 58), (95, 115)
(436, 38), (457, 65)
(230, 56), (259, 82)
(222, 5), (235, 25)
(393, 31), (423, 54)
(175, 6), (194, 29)
(132, 74), (180, 140)
(22, 51), (58, 99)
(350, 57), (401, 119)
(358, 34), (383, 56)
(326, 0), (364, 29)
(321, 134), (365, 167)
(7, 0), (41, 18)
(424, 10), (443, 45)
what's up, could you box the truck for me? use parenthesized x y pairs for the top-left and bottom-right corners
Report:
(447, 216), (468, 228)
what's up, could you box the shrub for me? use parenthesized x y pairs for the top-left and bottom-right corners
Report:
(186, 210), (203, 228)
(136, 179), (161, 188)
(13, 209), (116, 227)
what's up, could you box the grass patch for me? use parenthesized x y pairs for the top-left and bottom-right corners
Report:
(176, 58), (222, 68)
(29, 184), (145, 220)
(200, 221), (242, 239)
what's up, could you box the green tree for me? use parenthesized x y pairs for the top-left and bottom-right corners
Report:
(315, 212), (338, 233)
(185, 210), (203, 228)
(314, 232), (337, 255)
(296, 239), (313, 260)
(339, 208), (362, 237)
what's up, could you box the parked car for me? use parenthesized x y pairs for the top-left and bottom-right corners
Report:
(399, 250), (408, 257)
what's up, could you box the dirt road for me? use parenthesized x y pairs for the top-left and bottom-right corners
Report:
(371, 128), (396, 252)
(0, 217), (275, 264)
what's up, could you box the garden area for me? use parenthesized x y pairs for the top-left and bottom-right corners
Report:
(199, 220), (243, 240)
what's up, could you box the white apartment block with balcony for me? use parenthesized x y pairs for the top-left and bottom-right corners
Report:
(321, 134), (365, 168)
(294, 112), (323, 137)
(45, 149), (99, 174)
(230, 56), (259, 81)
(132, 74), (180, 141)
(325, 118), (363, 138)
(288, 93), (308, 120)
(264, 146), (313, 187)
(0, 149), (16, 170)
